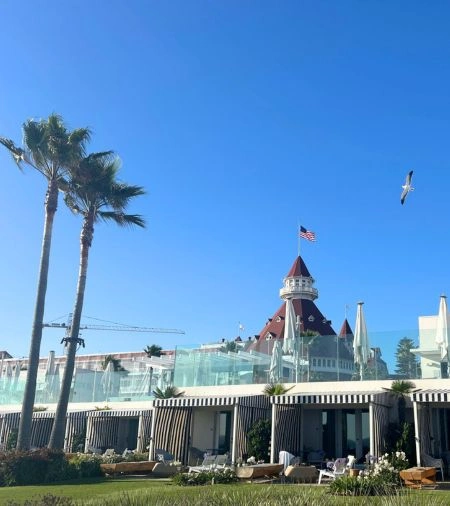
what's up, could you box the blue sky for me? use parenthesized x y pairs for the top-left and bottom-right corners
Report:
(1, 1), (449, 371)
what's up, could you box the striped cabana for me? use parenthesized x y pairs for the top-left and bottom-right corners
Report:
(270, 391), (392, 462)
(85, 408), (152, 454)
(0, 412), (20, 450)
(151, 395), (270, 464)
(64, 411), (90, 453)
(411, 389), (450, 466)
(30, 411), (55, 448)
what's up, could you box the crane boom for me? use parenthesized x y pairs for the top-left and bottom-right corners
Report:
(42, 322), (185, 334)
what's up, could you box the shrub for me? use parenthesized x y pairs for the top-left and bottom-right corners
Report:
(172, 469), (238, 486)
(329, 451), (409, 496)
(6, 494), (74, 506)
(0, 449), (72, 487)
(247, 419), (271, 462)
(68, 453), (102, 478)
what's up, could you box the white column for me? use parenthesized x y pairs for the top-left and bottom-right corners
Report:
(270, 403), (276, 463)
(231, 402), (239, 464)
(413, 401), (421, 466)
(148, 406), (157, 461)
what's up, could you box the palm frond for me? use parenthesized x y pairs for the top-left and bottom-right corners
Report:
(0, 137), (26, 171)
(97, 211), (146, 228)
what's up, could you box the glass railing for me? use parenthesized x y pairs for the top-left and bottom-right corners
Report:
(0, 326), (446, 404)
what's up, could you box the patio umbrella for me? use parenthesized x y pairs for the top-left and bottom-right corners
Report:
(12, 361), (21, 392)
(353, 302), (370, 381)
(269, 339), (283, 383)
(4, 363), (13, 391)
(282, 299), (296, 354)
(45, 351), (56, 378)
(435, 294), (450, 362)
(101, 361), (115, 400)
(48, 363), (60, 401)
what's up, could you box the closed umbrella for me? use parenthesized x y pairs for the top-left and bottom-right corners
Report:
(48, 364), (60, 401)
(12, 361), (21, 392)
(283, 299), (296, 354)
(101, 361), (115, 401)
(45, 351), (56, 377)
(4, 363), (13, 392)
(435, 294), (449, 364)
(353, 301), (370, 381)
(269, 340), (283, 383)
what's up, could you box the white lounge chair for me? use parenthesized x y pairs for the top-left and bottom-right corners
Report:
(188, 454), (218, 473)
(422, 453), (444, 480)
(318, 455), (355, 484)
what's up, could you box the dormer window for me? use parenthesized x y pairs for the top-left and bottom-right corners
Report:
(308, 315), (315, 322)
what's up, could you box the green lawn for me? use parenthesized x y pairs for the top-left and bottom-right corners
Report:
(1, 477), (450, 505)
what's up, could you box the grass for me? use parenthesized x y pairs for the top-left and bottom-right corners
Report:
(1, 477), (450, 505)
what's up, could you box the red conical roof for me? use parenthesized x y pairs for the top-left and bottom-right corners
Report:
(339, 319), (353, 338)
(286, 256), (312, 278)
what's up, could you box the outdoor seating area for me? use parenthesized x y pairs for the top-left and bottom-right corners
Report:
(188, 454), (230, 473)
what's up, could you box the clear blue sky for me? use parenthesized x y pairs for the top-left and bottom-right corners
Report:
(1, 1), (449, 371)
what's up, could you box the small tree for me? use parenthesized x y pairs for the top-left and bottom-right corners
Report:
(152, 386), (184, 399)
(263, 383), (292, 396)
(247, 419), (271, 462)
(395, 337), (421, 379)
(143, 345), (162, 358)
(221, 341), (237, 353)
(101, 355), (127, 372)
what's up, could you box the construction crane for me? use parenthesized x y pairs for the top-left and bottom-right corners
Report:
(43, 315), (185, 348)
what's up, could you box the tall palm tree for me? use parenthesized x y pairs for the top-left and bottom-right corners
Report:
(0, 114), (90, 450)
(48, 153), (145, 449)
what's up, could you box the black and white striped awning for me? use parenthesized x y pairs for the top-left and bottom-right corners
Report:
(87, 409), (151, 418)
(411, 390), (450, 403)
(271, 391), (388, 405)
(153, 395), (269, 408)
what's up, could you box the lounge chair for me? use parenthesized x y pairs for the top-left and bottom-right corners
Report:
(188, 454), (218, 473)
(318, 455), (355, 484)
(422, 453), (444, 480)
(155, 448), (175, 465)
(213, 454), (229, 469)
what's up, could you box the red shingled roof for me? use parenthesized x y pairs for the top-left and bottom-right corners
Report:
(286, 256), (312, 278)
(248, 298), (336, 355)
(339, 318), (353, 338)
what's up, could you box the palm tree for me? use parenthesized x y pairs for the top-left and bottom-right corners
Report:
(101, 355), (127, 372)
(387, 380), (416, 425)
(48, 153), (145, 449)
(263, 383), (292, 396)
(153, 386), (184, 399)
(143, 345), (162, 358)
(0, 114), (90, 450)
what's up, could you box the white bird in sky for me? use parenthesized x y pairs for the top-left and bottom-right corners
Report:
(400, 170), (414, 205)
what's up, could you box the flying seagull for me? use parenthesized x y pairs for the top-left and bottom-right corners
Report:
(400, 170), (414, 205)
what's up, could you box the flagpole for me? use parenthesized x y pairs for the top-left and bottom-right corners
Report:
(297, 223), (301, 257)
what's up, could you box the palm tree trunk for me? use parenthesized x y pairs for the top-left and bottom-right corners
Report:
(48, 216), (92, 450)
(17, 179), (58, 450)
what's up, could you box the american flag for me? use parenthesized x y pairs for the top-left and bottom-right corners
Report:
(299, 226), (316, 242)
